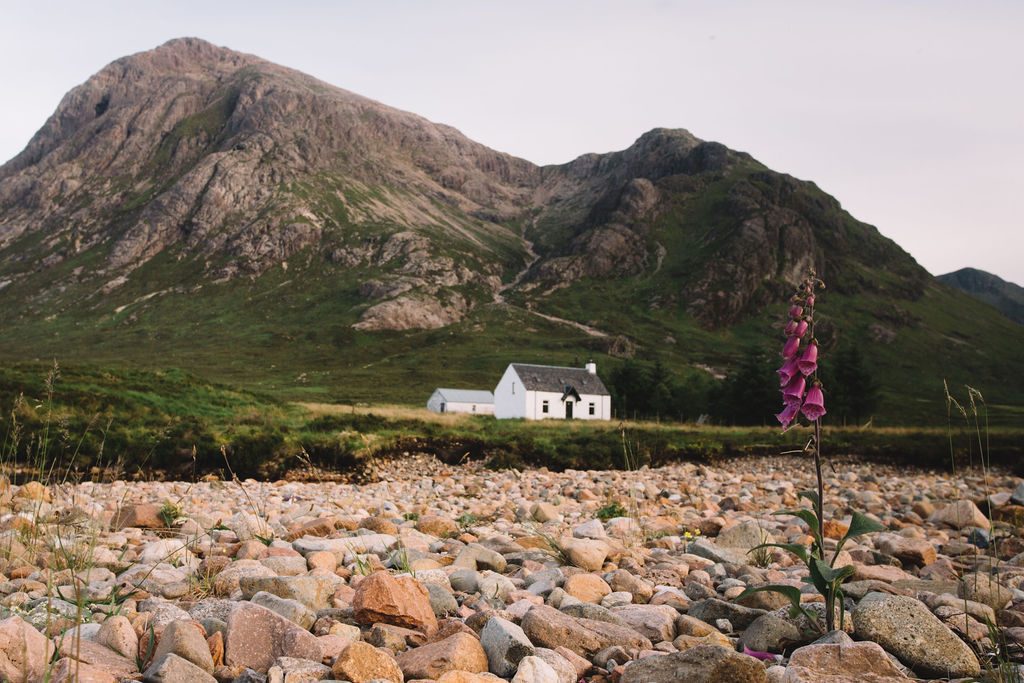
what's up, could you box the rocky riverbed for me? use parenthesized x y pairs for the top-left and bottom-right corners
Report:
(0, 455), (1022, 682)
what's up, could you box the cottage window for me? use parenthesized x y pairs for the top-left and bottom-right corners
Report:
(542, 400), (549, 414)
(512, 382), (515, 394)
(472, 404), (476, 412)
(589, 402), (595, 416)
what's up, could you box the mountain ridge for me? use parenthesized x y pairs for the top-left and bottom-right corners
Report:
(938, 267), (1024, 325)
(1, 38), (1021, 425)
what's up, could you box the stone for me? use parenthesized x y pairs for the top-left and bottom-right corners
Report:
(606, 569), (653, 603)
(55, 637), (138, 678)
(739, 613), (805, 653)
(143, 653), (218, 683)
(959, 572), (1014, 610)
(608, 605), (678, 642)
(267, 656), (333, 683)
(427, 582), (460, 617)
(111, 503), (166, 529)
(396, 632), (488, 680)
(252, 591), (318, 629)
(353, 571), (439, 633)
(240, 575), (339, 610)
(874, 533), (936, 566)
(331, 641), (404, 683)
(781, 641), (910, 682)
(852, 592), (980, 678)
(480, 616), (535, 677)
(562, 574), (611, 603)
(151, 619), (215, 673)
(521, 604), (652, 658)
(511, 655), (559, 683)
(531, 503), (562, 523)
(292, 534), (398, 560)
(532, 648), (576, 683)
(620, 644), (768, 683)
(688, 598), (767, 630)
(417, 514), (460, 538)
(0, 616), (57, 683)
(928, 500), (990, 529)
(96, 614), (139, 662)
(454, 543), (508, 573)
(573, 519), (607, 540)
(49, 658), (118, 683)
(561, 539), (608, 572)
(224, 602), (323, 673)
(717, 520), (774, 551)
(1011, 481), (1024, 506)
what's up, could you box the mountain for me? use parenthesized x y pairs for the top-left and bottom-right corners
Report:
(938, 268), (1024, 325)
(1, 38), (1022, 425)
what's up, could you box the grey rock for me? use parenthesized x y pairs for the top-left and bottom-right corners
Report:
(143, 653), (217, 683)
(481, 615), (535, 677)
(267, 656), (333, 683)
(688, 598), (766, 630)
(150, 620), (214, 673)
(739, 613), (805, 653)
(426, 583), (458, 617)
(620, 644), (769, 683)
(252, 591), (318, 630)
(852, 592), (980, 678)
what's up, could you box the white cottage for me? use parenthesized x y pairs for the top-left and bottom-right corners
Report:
(494, 362), (611, 420)
(426, 388), (495, 415)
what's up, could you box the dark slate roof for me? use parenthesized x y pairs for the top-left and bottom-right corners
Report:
(510, 364), (610, 396)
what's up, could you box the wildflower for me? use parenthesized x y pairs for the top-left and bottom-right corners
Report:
(777, 357), (799, 386)
(797, 341), (818, 376)
(785, 319), (799, 336)
(775, 401), (800, 429)
(794, 320), (809, 338)
(806, 295), (815, 307)
(801, 383), (827, 420)
(743, 646), (778, 662)
(789, 305), (803, 319)
(783, 375), (806, 404)
(782, 335), (800, 359)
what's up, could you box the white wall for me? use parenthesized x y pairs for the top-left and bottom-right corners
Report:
(524, 389), (610, 420)
(443, 401), (495, 415)
(426, 390), (444, 413)
(494, 366), (527, 419)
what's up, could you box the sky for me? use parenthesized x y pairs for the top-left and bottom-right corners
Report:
(2, 1), (1022, 284)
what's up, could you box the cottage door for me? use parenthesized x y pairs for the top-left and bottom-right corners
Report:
(565, 401), (574, 419)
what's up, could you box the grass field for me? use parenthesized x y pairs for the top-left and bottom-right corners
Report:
(2, 363), (1019, 482)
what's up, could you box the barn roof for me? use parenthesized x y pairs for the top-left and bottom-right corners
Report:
(434, 388), (495, 403)
(510, 364), (610, 396)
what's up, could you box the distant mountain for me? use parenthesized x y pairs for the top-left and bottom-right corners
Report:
(938, 268), (1024, 325)
(1, 38), (1021, 424)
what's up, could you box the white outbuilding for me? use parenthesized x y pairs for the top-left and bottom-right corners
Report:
(494, 361), (611, 420)
(426, 388), (495, 415)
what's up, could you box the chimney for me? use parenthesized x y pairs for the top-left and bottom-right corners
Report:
(585, 360), (597, 375)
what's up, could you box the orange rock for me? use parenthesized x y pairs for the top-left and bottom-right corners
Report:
(822, 520), (849, 540)
(353, 571), (439, 634)
(332, 641), (403, 683)
(396, 632), (488, 680)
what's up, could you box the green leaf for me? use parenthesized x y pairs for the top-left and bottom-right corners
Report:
(736, 585), (820, 631)
(843, 511), (886, 539)
(833, 511), (886, 562)
(807, 558), (830, 595)
(798, 490), (820, 508)
(774, 508), (820, 536)
(812, 558), (855, 585)
(748, 542), (811, 565)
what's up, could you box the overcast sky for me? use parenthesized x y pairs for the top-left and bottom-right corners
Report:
(2, 1), (1021, 283)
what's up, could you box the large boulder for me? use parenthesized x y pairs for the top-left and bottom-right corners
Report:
(620, 644), (768, 683)
(353, 571), (439, 633)
(521, 604), (651, 658)
(928, 500), (990, 529)
(396, 632), (488, 680)
(332, 641), (404, 683)
(480, 616), (535, 677)
(852, 592), (980, 678)
(781, 641), (910, 682)
(0, 616), (56, 683)
(224, 602), (322, 672)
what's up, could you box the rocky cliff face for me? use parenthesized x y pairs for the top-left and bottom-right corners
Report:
(1, 38), (930, 333)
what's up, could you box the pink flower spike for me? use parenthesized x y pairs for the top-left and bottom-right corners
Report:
(776, 401), (800, 430)
(801, 383), (827, 421)
(743, 646), (778, 662)
(794, 320), (809, 338)
(789, 305), (803, 319)
(783, 375), (806, 404)
(797, 342), (818, 376)
(782, 335), (800, 359)
(777, 357), (799, 386)
(806, 295), (815, 307)
(784, 319), (798, 336)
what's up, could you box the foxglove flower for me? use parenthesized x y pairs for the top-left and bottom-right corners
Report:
(794, 320), (809, 338)
(785, 319), (799, 336)
(783, 375), (806, 404)
(789, 305), (803, 319)
(782, 335), (800, 359)
(806, 295), (815, 307)
(776, 401), (800, 430)
(777, 357), (799, 386)
(801, 383), (827, 420)
(797, 341), (818, 376)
